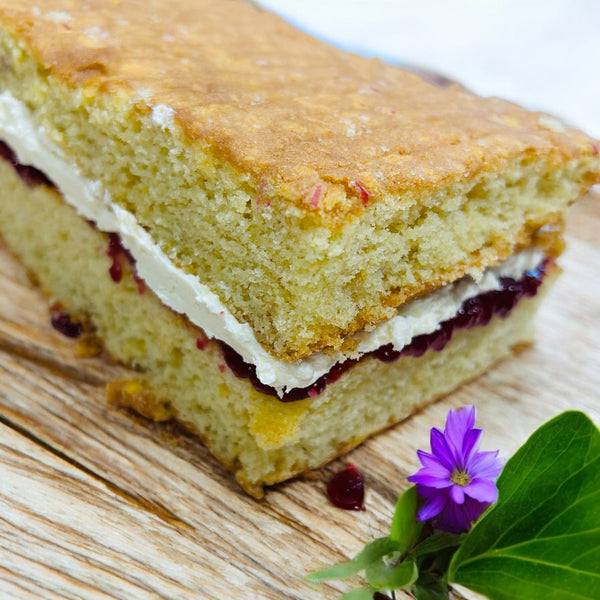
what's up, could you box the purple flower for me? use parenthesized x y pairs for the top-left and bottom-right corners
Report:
(407, 405), (503, 533)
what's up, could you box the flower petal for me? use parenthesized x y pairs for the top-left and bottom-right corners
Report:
(414, 483), (438, 499)
(465, 478), (498, 503)
(408, 470), (453, 488)
(416, 488), (447, 521)
(434, 496), (490, 533)
(461, 428), (482, 465)
(416, 449), (447, 470)
(430, 428), (454, 470)
(468, 449), (504, 480)
(444, 405), (476, 459)
(449, 484), (465, 504)
(414, 450), (452, 477)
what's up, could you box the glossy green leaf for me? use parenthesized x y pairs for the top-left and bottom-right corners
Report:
(366, 556), (418, 589)
(307, 536), (399, 583)
(449, 411), (600, 600)
(340, 588), (378, 600)
(390, 485), (423, 552)
(413, 531), (464, 559)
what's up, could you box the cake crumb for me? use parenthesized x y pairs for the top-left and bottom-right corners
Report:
(107, 379), (173, 422)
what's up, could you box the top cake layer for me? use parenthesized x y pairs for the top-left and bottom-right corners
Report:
(1, 0), (598, 219)
(0, 0), (599, 363)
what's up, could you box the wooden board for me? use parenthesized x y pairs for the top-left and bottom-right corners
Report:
(1, 190), (599, 599)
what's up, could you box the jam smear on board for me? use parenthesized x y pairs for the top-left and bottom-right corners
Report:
(327, 464), (365, 511)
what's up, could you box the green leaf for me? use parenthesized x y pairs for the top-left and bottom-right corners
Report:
(307, 536), (399, 583)
(448, 411), (600, 600)
(340, 588), (378, 600)
(365, 556), (418, 590)
(390, 485), (424, 552)
(411, 572), (450, 600)
(306, 560), (363, 584)
(413, 531), (464, 559)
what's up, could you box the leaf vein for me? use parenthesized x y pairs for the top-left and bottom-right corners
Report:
(538, 487), (600, 536)
(455, 569), (597, 600)
(493, 458), (597, 548)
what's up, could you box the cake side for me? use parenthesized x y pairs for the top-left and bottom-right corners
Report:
(0, 157), (557, 496)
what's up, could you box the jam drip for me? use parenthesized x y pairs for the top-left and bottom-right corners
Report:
(221, 261), (547, 402)
(0, 141), (56, 188)
(106, 232), (146, 293)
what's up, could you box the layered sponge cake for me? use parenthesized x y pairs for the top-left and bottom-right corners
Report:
(0, 0), (598, 496)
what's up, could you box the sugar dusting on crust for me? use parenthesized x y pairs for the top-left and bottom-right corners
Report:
(45, 10), (73, 24)
(132, 87), (154, 103)
(538, 116), (567, 133)
(151, 104), (175, 131)
(83, 26), (110, 42)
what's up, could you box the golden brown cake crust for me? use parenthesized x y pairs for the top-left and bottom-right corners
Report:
(1, 0), (598, 226)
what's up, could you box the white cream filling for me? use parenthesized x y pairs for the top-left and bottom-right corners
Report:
(0, 91), (544, 395)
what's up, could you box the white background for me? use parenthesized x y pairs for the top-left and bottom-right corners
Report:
(258, 0), (600, 139)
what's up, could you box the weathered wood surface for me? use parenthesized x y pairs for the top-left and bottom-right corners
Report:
(0, 190), (599, 599)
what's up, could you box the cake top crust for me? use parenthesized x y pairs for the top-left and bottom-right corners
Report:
(1, 0), (598, 220)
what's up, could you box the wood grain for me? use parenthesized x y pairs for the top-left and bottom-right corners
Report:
(0, 190), (599, 599)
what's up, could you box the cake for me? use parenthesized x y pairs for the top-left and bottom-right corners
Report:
(0, 0), (598, 497)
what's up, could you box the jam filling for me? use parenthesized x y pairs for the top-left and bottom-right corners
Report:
(221, 261), (547, 402)
(0, 140), (56, 188)
(106, 232), (146, 293)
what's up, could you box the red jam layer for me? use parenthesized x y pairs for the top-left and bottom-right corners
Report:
(0, 141), (56, 188)
(105, 232), (146, 293)
(221, 261), (547, 402)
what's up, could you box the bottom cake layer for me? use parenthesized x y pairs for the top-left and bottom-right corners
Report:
(0, 158), (556, 497)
